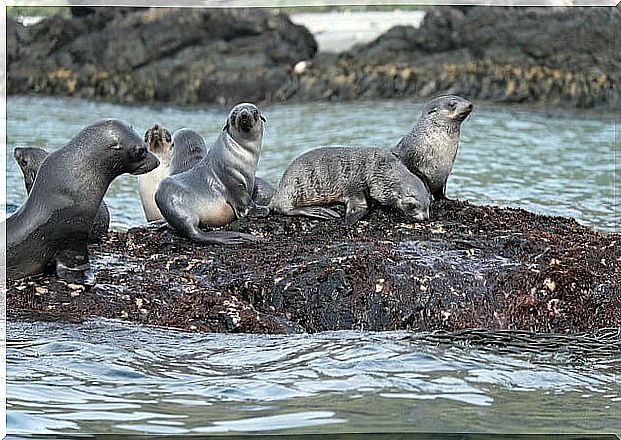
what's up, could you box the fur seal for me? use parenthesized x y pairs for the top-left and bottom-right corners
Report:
(138, 124), (173, 222)
(169, 128), (209, 175)
(269, 146), (431, 224)
(392, 95), (472, 201)
(170, 127), (276, 204)
(13, 146), (110, 241)
(5, 119), (159, 284)
(155, 103), (269, 245)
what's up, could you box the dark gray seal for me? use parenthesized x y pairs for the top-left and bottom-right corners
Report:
(139, 124), (173, 222)
(4, 119), (160, 284)
(392, 95), (472, 201)
(155, 103), (269, 245)
(269, 146), (431, 224)
(13, 146), (110, 241)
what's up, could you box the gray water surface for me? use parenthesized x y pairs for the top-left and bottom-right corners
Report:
(5, 96), (618, 231)
(7, 321), (620, 435)
(5, 97), (619, 435)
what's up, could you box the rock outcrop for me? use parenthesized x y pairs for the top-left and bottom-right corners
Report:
(291, 7), (618, 108)
(8, 7), (316, 105)
(7, 6), (619, 108)
(8, 201), (620, 334)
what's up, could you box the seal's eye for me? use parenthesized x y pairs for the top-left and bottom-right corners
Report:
(448, 100), (457, 110)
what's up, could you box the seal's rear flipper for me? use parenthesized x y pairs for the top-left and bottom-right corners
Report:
(284, 207), (341, 220)
(185, 225), (260, 245)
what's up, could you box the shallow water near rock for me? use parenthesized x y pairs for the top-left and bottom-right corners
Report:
(4, 96), (619, 434)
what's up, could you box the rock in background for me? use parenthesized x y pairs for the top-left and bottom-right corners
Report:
(8, 7), (317, 105)
(292, 6), (618, 109)
(7, 6), (619, 108)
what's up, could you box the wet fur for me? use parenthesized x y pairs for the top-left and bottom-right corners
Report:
(13, 146), (110, 241)
(4, 119), (159, 283)
(155, 103), (269, 245)
(392, 95), (472, 200)
(269, 146), (431, 224)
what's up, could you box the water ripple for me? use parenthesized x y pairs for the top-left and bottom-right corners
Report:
(7, 320), (621, 434)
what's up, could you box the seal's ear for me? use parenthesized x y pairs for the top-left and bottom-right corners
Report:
(223, 121), (230, 132)
(260, 114), (266, 123)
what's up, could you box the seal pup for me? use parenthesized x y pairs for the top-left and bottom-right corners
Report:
(269, 146), (431, 224)
(168, 128), (209, 175)
(13, 146), (110, 241)
(392, 95), (472, 201)
(171, 127), (276, 205)
(139, 124), (173, 222)
(5, 119), (159, 284)
(155, 103), (269, 245)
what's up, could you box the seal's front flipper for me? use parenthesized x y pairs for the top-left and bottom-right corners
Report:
(55, 246), (95, 286)
(286, 207), (341, 220)
(344, 195), (369, 225)
(230, 192), (269, 219)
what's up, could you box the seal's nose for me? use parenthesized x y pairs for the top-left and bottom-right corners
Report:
(240, 109), (250, 121)
(467, 102), (473, 112)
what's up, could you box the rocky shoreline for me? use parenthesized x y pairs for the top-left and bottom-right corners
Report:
(8, 200), (620, 334)
(7, 6), (619, 109)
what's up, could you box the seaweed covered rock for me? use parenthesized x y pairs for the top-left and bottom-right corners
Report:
(291, 6), (619, 108)
(8, 7), (317, 104)
(7, 201), (620, 334)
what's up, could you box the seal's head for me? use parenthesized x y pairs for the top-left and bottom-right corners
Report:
(144, 124), (173, 155)
(13, 146), (49, 191)
(393, 172), (432, 222)
(90, 119), (160, 176)
(224, 103), (266, 141)
(420, 95), (473, 125)
(172, 128), (207, 155)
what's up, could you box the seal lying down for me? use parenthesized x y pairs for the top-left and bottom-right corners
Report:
(269, 146), (432, 224)
(5, 119), (160, 284)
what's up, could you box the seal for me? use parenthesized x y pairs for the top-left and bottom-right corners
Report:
(269, 146), (431, 224)
(155, 103), (269, 245)
(4, 119), (160, 284)
(170, 127), (276, 204)
(169, 128), (209, 175)
(138, 124), (173, 222)
(391, 95), (472, 201)
(13, 146), (110, 241)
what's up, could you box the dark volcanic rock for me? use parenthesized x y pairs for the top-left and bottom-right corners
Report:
(8, 8), (317, 105)
(290, 6), (619, 108)
(7, 6), (618, 108)
(7, 201), (620, 334)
